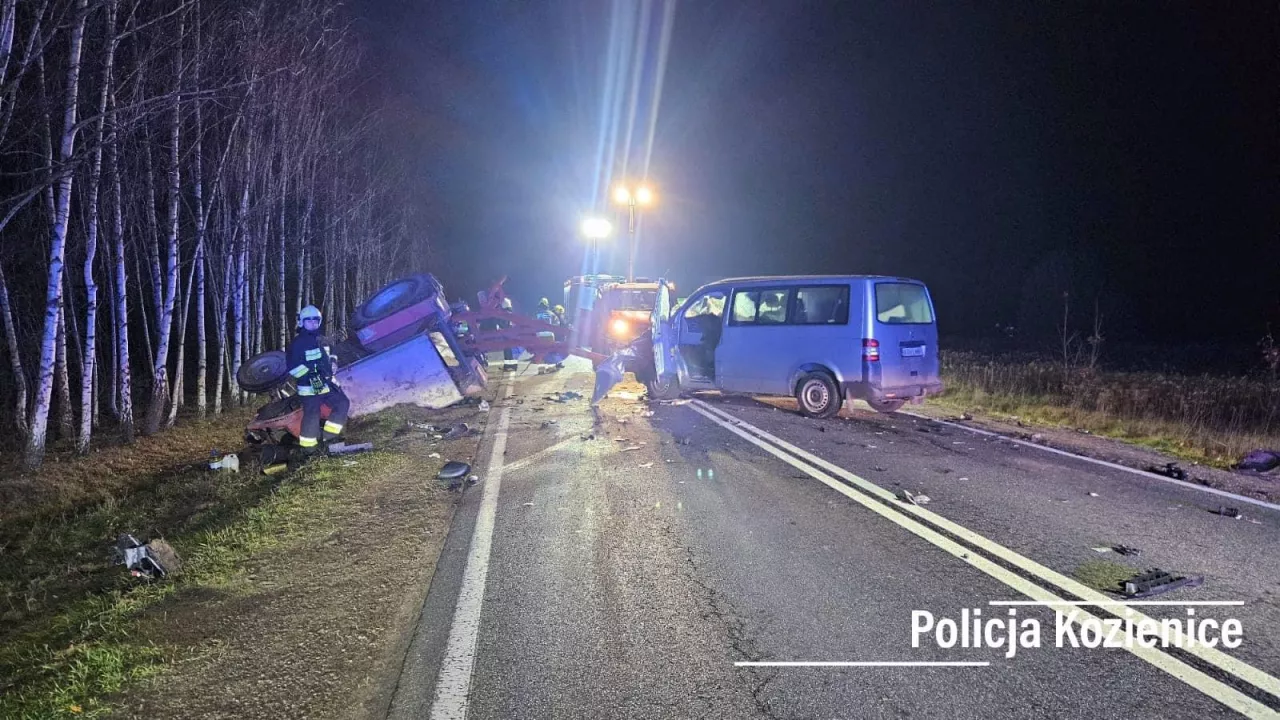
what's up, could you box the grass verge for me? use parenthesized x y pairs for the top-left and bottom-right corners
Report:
(936, 359), (1280, 469)
(0, 407), (426, 719)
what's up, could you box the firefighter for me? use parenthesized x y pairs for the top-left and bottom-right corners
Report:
(535, 297), (554, 323)
(501, 297), (518, 371)
(552, 304), (567, 328)
(286, 305), (350, 455)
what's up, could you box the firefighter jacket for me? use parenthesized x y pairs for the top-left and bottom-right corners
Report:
(286, 330), (339, 396)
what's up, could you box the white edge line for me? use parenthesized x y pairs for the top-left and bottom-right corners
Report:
(734, 662), (990, 668)
(900, 410), (1280, 513)
(429, 383), (515, 720)
(689, 400), (1279, 719)
(991, 601), (1246, 607)
(698, 399), (1280, 701)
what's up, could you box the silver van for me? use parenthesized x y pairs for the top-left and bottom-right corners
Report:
(641, 275), (943, 417)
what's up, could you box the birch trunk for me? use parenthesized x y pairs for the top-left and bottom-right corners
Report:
(77, 0), (118, 453)
(277, 176), (287, 347)
(144, 19), (184, 435)
(55, 302), (71, 440)
(108, 86), (132, 441)
(0, 261), (27, 438)
(24, 0), (88, 468)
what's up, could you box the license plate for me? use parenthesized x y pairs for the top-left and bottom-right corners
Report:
(900, 345), (926, 358)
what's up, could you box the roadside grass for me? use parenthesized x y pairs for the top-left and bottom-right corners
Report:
(939, 351), (1280, 468)
(0, 406), (427, 719)
(1073, 560), (1142, 594)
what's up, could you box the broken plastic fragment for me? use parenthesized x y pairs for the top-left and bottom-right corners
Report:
(638, 462), (654, 468)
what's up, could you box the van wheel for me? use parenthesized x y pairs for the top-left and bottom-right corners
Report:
(796, 372), (842, 418)
(869, 398), (906, 414)
(646, 375), (682, 401)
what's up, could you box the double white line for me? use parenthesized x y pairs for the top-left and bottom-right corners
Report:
(689, 399), (1280, 719)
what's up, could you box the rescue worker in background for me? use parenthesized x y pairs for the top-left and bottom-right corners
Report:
(552, 304), (568, 328)
(287, 305), (350, 454)
(535, 297), (555, 325)
(501, 297), (518, 371)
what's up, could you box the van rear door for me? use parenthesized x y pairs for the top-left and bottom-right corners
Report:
(871, 282), (939, 394)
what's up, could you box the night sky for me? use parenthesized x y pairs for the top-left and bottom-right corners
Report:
(357, 1), (1277, 345)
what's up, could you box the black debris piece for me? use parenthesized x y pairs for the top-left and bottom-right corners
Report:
(438, 461), (472, 490)
(1146, 462), (1188, 480)
(1112, 545), (1142, 557)
(1122, 569), (1204, 598)
(1209, 506), (1242, 519)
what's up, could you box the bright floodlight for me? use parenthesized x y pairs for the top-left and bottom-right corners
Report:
(613, 186), (632, 205)
(581, 216), (613, 239)
(635, 186), (654, 205)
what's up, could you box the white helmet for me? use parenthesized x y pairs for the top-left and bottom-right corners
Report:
(501, 297), (513, 310)
(298, 305), (322, 327)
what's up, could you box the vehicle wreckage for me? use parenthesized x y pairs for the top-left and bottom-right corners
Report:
(239, 274), (605, 460)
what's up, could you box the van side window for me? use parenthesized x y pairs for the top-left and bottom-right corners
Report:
(793, 286), (850, 325)
(875, 283), (934, 324)
(730, 288), (791, 325)
(731, 291), (758, 323)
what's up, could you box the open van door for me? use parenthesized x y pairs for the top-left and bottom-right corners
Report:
(651, 279), (672, 379)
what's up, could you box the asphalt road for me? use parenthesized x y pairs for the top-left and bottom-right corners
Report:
(389, 360), (1280, 720)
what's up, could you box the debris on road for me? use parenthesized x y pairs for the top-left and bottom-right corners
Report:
(1122, 569), (1204, 598)
(547, 391), (584, 403)
(1088, 492), (1099, 497)
(540, 420), (558, 429)
(113, 534), (181, 580)
(523, 502), (534, 507)
(1209, 506), (1243, 519)
(1146, 462), (1188, 480)
(896, 490), (930, 506)
(622, 446), (642, 452)
(428, 452), (441, 459)
(675, 436), (692, 446)
(1092, 545), (1142, 556)
(1234, 449), (1280, 474)
(479, 399), (490, 412)
(661, 398), (691, 406)
(639, 410), (655, 417)
(638, 462), (654, 468)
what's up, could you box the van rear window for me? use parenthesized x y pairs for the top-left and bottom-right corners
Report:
(875, 283), (934, 324)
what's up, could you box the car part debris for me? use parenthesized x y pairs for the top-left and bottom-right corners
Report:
(1112, 545), (1142, 556)
(540, 420), (558, 429)
(897, 489), (930, 505)
(1210, 506), (1242, 519)
(547, 391), (584, 403)
(467, 475), (480, 485)
(1122, 569), (1204, 598)
(437, 461), (472, 490)
(623, 445), (642, 451)
(479, 400), (491, 412)
(1146, 462), (1188, 480)
(209, 453), (240, 473)
(113, 534), (181, 579)
(638, 462), (654, 468)
(442, 423), (474, 440)
(1235, 449), (1280, 473)
(327, 441), (372, 455)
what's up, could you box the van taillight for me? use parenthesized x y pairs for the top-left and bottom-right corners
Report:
(862, 338), (880, 362)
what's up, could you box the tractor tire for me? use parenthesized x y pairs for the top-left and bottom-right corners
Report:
(237, 351), (290, 393)
(351, 275), (437, 331)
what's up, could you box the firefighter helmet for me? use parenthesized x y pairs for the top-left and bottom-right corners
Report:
(297, 305), (322, 328)
(553, 304), (565, 314)
(539, 297), (550, 309)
